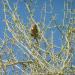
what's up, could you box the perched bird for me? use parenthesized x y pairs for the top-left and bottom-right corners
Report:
(30, 23), (38, 43)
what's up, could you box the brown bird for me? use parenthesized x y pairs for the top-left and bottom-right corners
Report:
(30, 24), (38, 43)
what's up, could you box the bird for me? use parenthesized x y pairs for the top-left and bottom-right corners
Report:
(30, 23), (38, 43)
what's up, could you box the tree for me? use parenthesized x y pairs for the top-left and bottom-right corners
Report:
(0, 0), (75, 75)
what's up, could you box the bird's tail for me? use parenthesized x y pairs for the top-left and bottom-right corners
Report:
(35, 38), (38, 44)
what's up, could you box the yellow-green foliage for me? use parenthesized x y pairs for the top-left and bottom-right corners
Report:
(0, 0), (75, 75)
